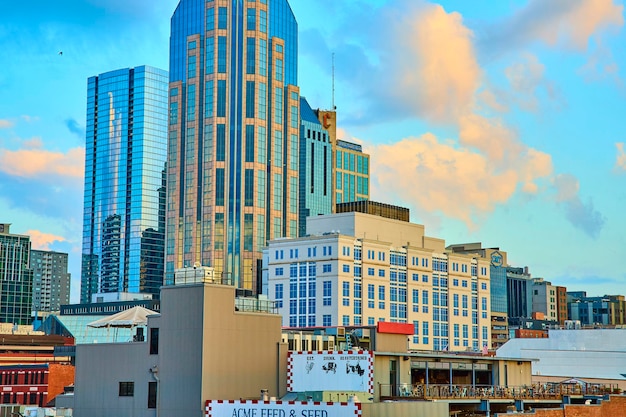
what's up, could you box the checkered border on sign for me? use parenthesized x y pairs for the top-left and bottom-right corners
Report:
(206, 400), (361, 417)
(287, 350), (373, 393)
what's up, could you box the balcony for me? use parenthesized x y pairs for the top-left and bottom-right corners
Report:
(379, 382), (616, 401)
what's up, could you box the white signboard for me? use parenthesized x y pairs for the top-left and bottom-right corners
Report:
(288, 350), (373, 394)
(206, 400), (361, 417)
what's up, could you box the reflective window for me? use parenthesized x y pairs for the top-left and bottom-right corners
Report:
(216, 124), (225, 161)
(169, 102), (178, 125)
(275, 58), (283, 82)
(274, 87), (282, 124)
(206, 37), (215, 73)
(244, 214), (253, 251)
(206, 8), (215, 31)
(260, 10), (267, 33)
(215, 169), (225, 206)
(258, 82), (267, 119)
(245, 170), (254, 206)
(259, 39), (267, 76)
(217, 80), (226, 117)
(246, 38), (256, 74)
(245, 125), (254, 162)
(186, 84), (195, 121)
(246, 8), (256, 30)
(218, 36), (227, 73)
(205, 80), (214, 118)
(218, 7), (228, 29)
(187, 55), (196, 78)
(246, 81), (255, 118)
(273, 130), (282, 167)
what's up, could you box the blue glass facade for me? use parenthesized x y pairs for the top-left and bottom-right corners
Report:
(298, 97), (332, 236)
(166, 0), (300, 290)
(81, 66), (168, 304)
(490, 265), (507, 314)
(335, 140), (370, 204)
(506, 266), (532, 318)
(0, 224), (33, 325)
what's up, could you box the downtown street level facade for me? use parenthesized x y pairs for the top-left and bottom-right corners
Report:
(81, 66), (169, 304)
(166, 0), (300, 290)
(266, 211), (493, 352)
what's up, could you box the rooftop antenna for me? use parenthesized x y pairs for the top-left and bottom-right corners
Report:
(331, 52), (336, 110)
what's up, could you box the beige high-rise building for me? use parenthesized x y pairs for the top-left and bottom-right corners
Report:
(265, 208), (492, 352)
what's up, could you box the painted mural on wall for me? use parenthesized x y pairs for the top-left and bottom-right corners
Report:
(288, 350), (373, 394)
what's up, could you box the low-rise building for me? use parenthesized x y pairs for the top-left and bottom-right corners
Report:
(0, 334), (74, 406)
(72, 267), (285, 417)
(497, 328), (626, 390)
(567, 292), (626, 327)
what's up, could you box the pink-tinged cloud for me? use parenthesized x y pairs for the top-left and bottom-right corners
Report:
(384, 3), (480, 123)
(0, 119), (13, 129)
(485, 0), (624, 53)
(616, 142), (626, 171)
(22, 137), (44, 149)
(361, 2), (555, 228)
(578, 38), (624, 87)
(458, 114), (522, 163)
(25, 229), (66, 251)
(504, 54), (564, 113)
(0, 146), (85, 179)
(370, 133), (552, 228)
(477, 89), (509, 114)
(555, 0), (624, 50)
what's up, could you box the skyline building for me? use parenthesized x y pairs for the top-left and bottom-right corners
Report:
(166, 0), (300, 290)
(335, 139), (370, 204)
(447, 243), (509, 348)
(265, 208), (493, 352)
(532, 278), (558, 322)
(567, 292), (626, 326)
(0, 223), (34, 325)
(506, 266), (533, 319)
(298, 97), (333, 237)
(30, 250), (71, 316)
(81, 66), (169, 304)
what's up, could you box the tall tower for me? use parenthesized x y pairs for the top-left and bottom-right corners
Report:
(298, 97), (333, 237)
(30, 250), (71, 315)
(81, 66), (169, 304)
(0, 223), (34, 325)
(166, 0), (300, 290)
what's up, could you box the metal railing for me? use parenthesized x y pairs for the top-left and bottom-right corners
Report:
(379, 383), (617, 400)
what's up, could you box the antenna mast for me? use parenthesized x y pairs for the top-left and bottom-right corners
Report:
(332, 52), (335, 110)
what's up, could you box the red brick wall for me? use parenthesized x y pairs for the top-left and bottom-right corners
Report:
(529, 396), (626, 417)
(47, 363), (75, 405)
(530, 409), (564, 417)
(591, 395), (626, 417)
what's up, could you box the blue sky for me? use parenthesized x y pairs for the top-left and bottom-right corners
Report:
(1, 0), (625, 302)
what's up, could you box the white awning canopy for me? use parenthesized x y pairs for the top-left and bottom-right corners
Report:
(87, 306), (159, 329)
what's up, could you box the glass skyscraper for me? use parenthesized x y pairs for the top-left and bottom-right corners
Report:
(0, 223), (34, 325)
(166, 0), (300, 290)
(298, 97), (333, 236)
(81, 66), (168, 304)
(335, 140), (370, 204)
